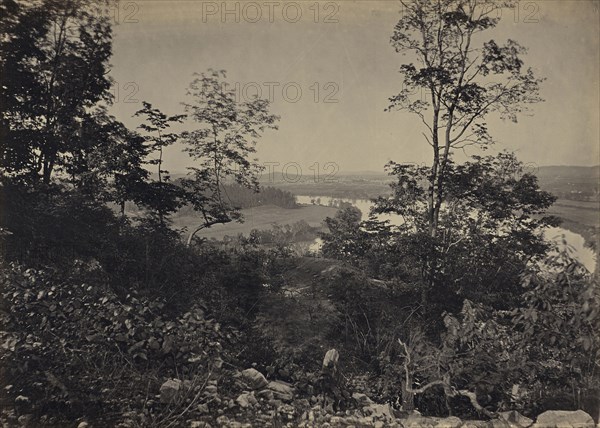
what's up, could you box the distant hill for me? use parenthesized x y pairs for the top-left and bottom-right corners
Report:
(536, 165), (600, 179)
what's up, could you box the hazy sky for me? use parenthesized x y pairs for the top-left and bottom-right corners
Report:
(108, 0), (600, 173)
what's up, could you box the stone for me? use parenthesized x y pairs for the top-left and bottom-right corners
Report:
(267, 380), (295, 402)
(499, 410), (534, 427)
(352, 392), (374, 407)
(435, 416), (463, 428)
(488, 420), (512, 428)
(256, 389), (274, 400)
(532, 410), (594, 428)
(77, 423), (89, 428)
(322, 349), (339, 370)
(366, 403), (394, 421)
(236, 393), (255, 408)
(241, 368), (268, 390)
(197, 403), (209, 414)
(160, 379), (182, 404)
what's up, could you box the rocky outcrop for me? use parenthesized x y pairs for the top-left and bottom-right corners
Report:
(532, 410), (594, 428)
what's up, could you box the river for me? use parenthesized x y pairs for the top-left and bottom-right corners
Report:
(297, 195), (597, 273)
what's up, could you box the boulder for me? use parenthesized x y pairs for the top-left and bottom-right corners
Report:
(236, 392), (257, 408)
(532, 410), (594, 428)
(160, 379), (182, 403)
(267, 380), (295, 401)
(241, 368), (268, 390)
(352, 392), (374, 407)
(499, 410), (534, 427)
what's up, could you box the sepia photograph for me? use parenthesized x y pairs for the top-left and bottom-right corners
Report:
(1, 0), (599, 426)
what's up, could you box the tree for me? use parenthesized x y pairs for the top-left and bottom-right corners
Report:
(387, 0), (544, 238)
(180, 69), (279, 245)
(373, 152), (558, 310)
(0, 0), (114, 184)
(134, 102), (186, 225)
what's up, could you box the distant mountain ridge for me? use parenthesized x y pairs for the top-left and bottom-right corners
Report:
(536, 165), (600, 179)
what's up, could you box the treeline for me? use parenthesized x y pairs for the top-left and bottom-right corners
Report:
(220, 183), (298, 209)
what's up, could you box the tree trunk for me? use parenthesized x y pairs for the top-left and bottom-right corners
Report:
(401, 377), (415, 412)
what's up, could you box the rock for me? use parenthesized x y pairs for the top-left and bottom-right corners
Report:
(403, 414), (441, 428)
(461, 422), (490, 428)
(204, 385), (218, 396)
(352, 392), (374, 407)
(256, 389), (274, 400)
(160, 379), (182, 404)
(366, 403), (394, 421)
(374, 421), (385, 428)
(435, 416), (463, 428)
(17, 414), (33, 427)
(197, 403), (209, 414)
(488, 420), (512, 428)
(236, 393), (253, 408)
(499, 410), (534, 427)
(77, 422), (90, 428)
(532, 410), (594, 428)
(322, 349), (339, 370)
(267, 380), (295, 402)
(241, 368), (268, 390)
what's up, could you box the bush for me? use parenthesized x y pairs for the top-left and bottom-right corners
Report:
(0, 260), (230, 425)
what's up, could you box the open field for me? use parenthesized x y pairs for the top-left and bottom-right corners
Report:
(171, 204), (339, 240)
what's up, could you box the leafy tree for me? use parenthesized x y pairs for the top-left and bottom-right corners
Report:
(180, 70), (279, 244)
(134, 102), (186, 225)
(0, 0), (114, 184)
(373, 152), (558, 310)
(321, 206), (368, 263)
(387, 0), (544, 238)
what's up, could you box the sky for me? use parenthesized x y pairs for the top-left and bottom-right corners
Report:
(108, 0), (600, 174)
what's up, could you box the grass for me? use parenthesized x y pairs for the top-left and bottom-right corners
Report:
(171, 204), (339, 240)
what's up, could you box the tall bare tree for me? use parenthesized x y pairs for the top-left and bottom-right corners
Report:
(388, 0), (544, 238)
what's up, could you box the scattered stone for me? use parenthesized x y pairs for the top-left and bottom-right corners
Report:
(352, 392), (374, 407)
(365, 403), (394, 421)
(77, 422), (89, 428)
(160, 379), (182, 403)
(532, 410), (594, 428)
(236, 392), (257, 408)
(241, 368), (268, 389)
(257, 389), (274, 400)
(487, 420), (512, 428)
(499, 410), (534, 427)
(197, 403), (209, 414)
(267, 380), (295, 401)
(17, 414), (33, 427)
(435, 416), (463, 428)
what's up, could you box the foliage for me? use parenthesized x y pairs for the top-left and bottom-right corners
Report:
(371, 152), (558, 311)
(133, 102), (186, 225)
(180, 69), (280, 243)
(0, 260), (229, 424)
(1, 0), (114, 184)
(388, 0), (544, 237)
